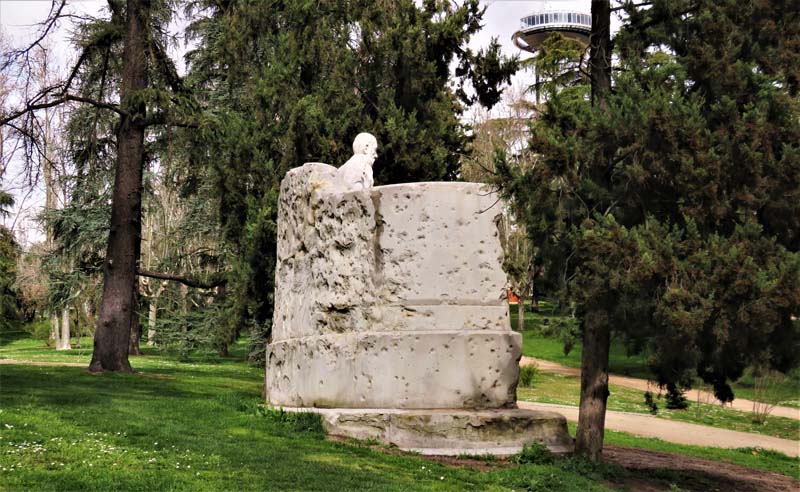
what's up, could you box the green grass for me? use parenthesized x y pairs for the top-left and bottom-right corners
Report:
(517, 372), (800, 441)
(511, 301), (800, 408)
(2, 328), (797, 491)
(0, 333), (625, 492)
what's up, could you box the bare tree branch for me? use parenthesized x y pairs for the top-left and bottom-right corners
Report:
(1, 0), (68, 71)
(137, 269), (227, 289)
(1, 94), (126, 126)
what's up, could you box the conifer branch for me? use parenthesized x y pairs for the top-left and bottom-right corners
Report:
(0, 94), (126, 126)
(136, 269), (227, 289)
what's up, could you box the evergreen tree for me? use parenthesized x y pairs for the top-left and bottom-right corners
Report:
(500, 0), (800, 459)
(1, 0), (201, 370)
(0, 213), (20, 332)
(186, 0), (517, 357)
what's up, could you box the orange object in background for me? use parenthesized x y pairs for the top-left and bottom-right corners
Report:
(507, 289), (519, 304)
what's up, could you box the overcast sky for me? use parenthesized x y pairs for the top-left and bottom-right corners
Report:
(0, 0), (592, 243)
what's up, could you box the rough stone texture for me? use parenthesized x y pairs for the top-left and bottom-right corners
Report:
(287, 407), (574, 456)
(268, 166), (517, 409)
(268, 331), (519, 409)
(266, 164), (574, 453)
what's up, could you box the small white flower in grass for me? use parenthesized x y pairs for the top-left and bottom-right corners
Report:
(440, 477), (444, 480)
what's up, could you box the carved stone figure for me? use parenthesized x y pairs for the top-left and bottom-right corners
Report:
(338, 133), (377, 190)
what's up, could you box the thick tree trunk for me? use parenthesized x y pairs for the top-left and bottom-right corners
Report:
(56, 307), (71, 350)
(516, 291), (526, 332)
(576, 0), (613, 461)
(89, 0), (149, 372)
(575, 321), (611, 460)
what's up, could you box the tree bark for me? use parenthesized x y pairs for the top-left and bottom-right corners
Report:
(56, 307), (71, 350)
(575, 320), (611, 460)
(89, 0), (149, 372)
(50, 314), (59, 347)
(590, 0), (612, 110)
(516, 291), (526, 332)
(129, 285), (142, 355)
(147, 301), (157, 346)
(575, 0), (613, 461)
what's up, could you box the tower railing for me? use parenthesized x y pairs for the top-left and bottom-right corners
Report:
(520, 11), (591, 32)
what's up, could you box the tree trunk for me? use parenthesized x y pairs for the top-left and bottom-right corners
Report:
(129, 285), (142, 355)
(56, 307), (71, 350)
(575, 0), (613, 461)
(50, 314), (59, 348)
(147, 302), (157, 346)
(590, 0), (612, 110)
(575, 320), (611, 460)
(89, 0), (149, 372)
(516, 291), (526, 332)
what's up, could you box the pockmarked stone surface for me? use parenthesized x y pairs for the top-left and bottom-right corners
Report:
(266, 163), (573, 454)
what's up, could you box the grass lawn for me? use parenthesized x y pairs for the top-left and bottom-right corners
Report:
(517, 372), (800, 441)
(2, 330), (798, 491)
(1, 344), (614, 492)
(510, 301), (800, 408)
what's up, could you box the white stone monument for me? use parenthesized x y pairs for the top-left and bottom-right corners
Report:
(266, 137), (572, 455)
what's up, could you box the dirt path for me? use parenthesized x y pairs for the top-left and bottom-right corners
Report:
(603, 445), (799, 492)
(0, 358), (86, 367)
(521, 356), (800, 420)
(518, 400), (800, 457)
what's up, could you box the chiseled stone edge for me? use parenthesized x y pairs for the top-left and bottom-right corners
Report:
(279, 406), (575, 456)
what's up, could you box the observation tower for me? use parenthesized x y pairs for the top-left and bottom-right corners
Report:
(512, 10), (591, 54)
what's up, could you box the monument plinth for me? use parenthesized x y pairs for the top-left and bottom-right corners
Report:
(266, 162), (573, 455)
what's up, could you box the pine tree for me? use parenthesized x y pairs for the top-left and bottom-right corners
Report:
(186, 0), (517, 356)
(500, 0), (800, 460)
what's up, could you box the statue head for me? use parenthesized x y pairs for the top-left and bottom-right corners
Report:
(352, 133), (378, 163)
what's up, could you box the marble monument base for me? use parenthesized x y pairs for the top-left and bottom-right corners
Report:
(279, 406), (574, 456)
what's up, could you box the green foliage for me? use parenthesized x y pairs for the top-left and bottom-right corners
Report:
(22, 319), (52, 341)
(519, 363), (538, 388)
(512, 442), (555, 465)
(664, 387), (689, 410)
(152, 303), (229, 361)
(643, 391), (659, 415)
(254, 406), (325, 435)
(185, 0), (517, 359)
(0, 225), (20, 329)
(500, 0), (800, 402)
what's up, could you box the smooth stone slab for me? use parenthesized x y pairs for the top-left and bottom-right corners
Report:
(280, 407), (575, 455)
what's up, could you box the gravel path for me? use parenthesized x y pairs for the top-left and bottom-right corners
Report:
(521, 356), (800, 420)
(517, 400), (799, 457)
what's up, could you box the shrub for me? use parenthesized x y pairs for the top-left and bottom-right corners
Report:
(665, 386), (689, 410)
(512, 442), (555, 464)
(256, 405), (325, 434)
(643, 391), (659, 414)
(519, 363), (538, 387)
(23, 319), (52, 340)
